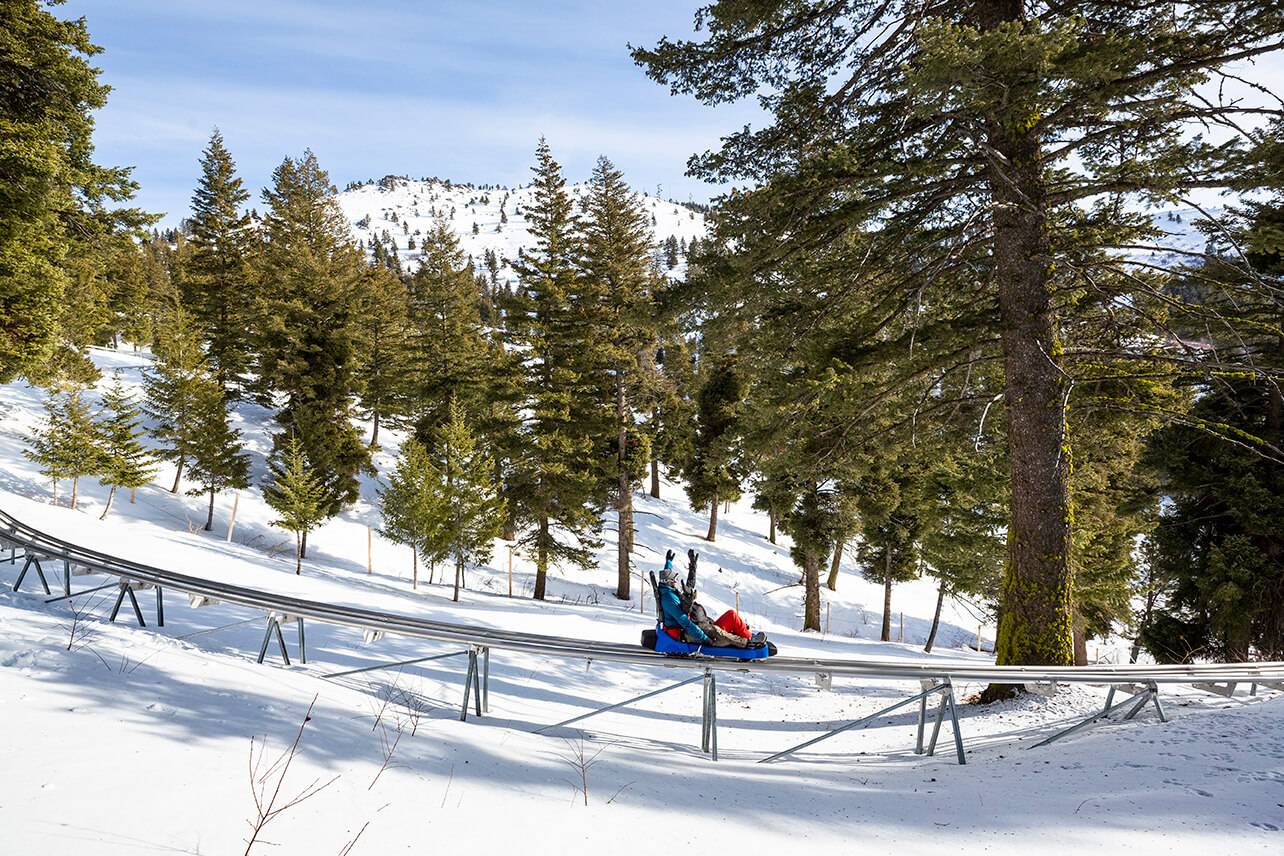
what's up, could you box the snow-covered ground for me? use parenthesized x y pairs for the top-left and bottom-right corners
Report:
(1, 347), (1282, 854)
(338, 176), (706, 283)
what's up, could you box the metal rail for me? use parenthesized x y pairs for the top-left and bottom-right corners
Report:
(4, 508), (1282, 685)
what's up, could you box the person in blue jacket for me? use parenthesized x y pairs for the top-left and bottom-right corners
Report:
(657, 549), (766, 649)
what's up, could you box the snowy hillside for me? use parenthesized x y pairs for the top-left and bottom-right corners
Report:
(2, 348), (1283, 854)
(337, 176), (707, 282)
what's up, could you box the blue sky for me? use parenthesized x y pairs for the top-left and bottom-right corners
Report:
(63, 1), (758, 226)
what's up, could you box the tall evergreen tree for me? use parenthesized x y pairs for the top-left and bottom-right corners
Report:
(144, 307), (208, 494)
(352, 263), (412, 448)
(506, 140), (603, 600)
(94, 371), (156, 519)
(405, 219), (489, 440)
(186, 129), (255, 397)
(0, 1), (147, 384)
(257, 151), (369, 520)
(580, 156), (662, 599)
(635, 2), (1284, 684)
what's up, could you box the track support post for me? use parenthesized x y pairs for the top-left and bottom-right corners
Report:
(1032, 681), (1165, 749)
(763, 677), (964, 765)
(460, 647), (483, 721)
(109, 580), (147, 627)
(13, 553), (51, 595)
(256, 614), (292, 665)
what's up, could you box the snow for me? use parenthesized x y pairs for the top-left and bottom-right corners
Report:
(337, 176), (706, 283)
(2, 347), (1282, 854)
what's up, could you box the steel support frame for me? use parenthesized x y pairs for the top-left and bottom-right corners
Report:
(13, 553), (51, 595)
(536, 668), (719, 760)
(1031, 681), (1166, 749)
(257, 616), (292, 665)
(761, 678), (966, 765)
(108, 580), (149, 627)
(459, 646), (490, 721)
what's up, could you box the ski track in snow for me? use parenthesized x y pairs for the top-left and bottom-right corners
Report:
(1, 342), (1280, 853)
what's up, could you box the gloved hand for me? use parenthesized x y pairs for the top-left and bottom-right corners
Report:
(687, 548), (698, 569)
(665, 549), (675, 563)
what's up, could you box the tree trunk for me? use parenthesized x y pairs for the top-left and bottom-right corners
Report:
(99, 485), (117, 521)
(768, 504), (776, 544)
(204, 488), (216, 531)
(980, 0), (1075, 700)
(616, 498), (632, 601)
(171, 457), (184, 493)
(925, 582), (947, 653)
(706, 494), (718, 542)
(51, 478), (58, 505)
(453, 554), (463, 603)
(803, 550), (821, 631)
(616, 375), (631, 600)
(301, 530), (308, 560)
(412, 549), (418, 589)
(881, 544), (893, 642)
(650, 456), (660, 499)
(534, 514), (549, 600)
(1072, 611), (1089, 666)
(826, 538), (844, 591)
(129, 487), (137, 504)
(370, 410), (380, 448)
(295, 533), (302, 575)
(70, 475), (79, 510)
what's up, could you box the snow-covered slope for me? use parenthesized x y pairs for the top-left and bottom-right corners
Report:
(338, 176), (707, 282)
(2, 349), (1283, 854)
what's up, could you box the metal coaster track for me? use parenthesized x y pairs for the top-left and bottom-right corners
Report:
(4, 507), (1281, 684)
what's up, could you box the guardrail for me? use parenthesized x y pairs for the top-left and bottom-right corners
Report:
(4, 506), (1283, 764)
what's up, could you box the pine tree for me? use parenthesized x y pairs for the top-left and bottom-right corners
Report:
(380, 437), (444, 588)
(405, 219), (489, 440)
(103, 239), (150, 350)
(144, 307), (208, 494)
(257, 151), (369, 518)
(580, 156), (662, 599)
(1142, 191), (1284, 662)
(25, 386), (102, 509)
(855, 455), (927, 643)
(266, 433), (329, 575)
(0, 2), (146, 384)
(635, 0), (1284, 684)
(352, 263), (412, 448)
(94, 371), (156, 519)
(186, 129), (255, 397)
(684, 354), (744, 542)
(650, 331), (697, 499)
(430, 399), (505, 602)
(505, 140), (603, 599)
(185, 375), (250, 531)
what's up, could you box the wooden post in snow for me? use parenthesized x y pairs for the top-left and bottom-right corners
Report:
(735, 591), (740, 614)
(977, 624), (982, 652)
(825, 602), (831, 636)
(225, 492), (239, 543)
(898, 611), (904, 642)
(412, 548), (418, 590)
(507, 544), (514, 598)
(367, 526), (373, 575)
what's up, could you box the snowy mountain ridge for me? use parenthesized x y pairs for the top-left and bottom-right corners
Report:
(337, 175), (708, 284)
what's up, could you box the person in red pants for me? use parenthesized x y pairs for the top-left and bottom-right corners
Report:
(658, 549), (766, 649)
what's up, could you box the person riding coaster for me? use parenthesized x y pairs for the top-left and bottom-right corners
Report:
(641, 548), (777, 658)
